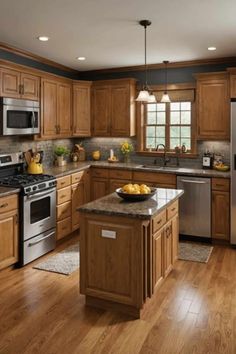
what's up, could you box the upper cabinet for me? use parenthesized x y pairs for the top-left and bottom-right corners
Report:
(0, 67), (40, 101)
(92, 78), (137, 137)
(73, 81), (92, 137)
(41, 77), (72, 139)
(227, 68), (236, 98)
(195, 72), (230, 140)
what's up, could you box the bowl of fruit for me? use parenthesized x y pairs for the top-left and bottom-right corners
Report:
(116, 183), (157, 202)
(214, 163), (230, 172)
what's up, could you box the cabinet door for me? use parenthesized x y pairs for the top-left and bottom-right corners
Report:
(109, 179), (131, 193)
(41, 79), (57, 138)
(197, 75), (230, 139)
(172, 214), (179, 263)
(212, 191), (230, 240)
(91, 178), (109, 200)
(0, 68), (21, 98)
(92, 86), (110, 136)
(111, 85), (130, 136)
(71, 182), (84, 231)
(73, 84), (91, 136)
(230, 74), (236, 98)
(153, 229), (164, 291)
(0, 210), (19, 270)
(57, 83), (72, 136)
(163, 221), (173, 277)
(21, 73), (40, 100)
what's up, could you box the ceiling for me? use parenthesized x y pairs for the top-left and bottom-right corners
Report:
(0, 0), (236, 71)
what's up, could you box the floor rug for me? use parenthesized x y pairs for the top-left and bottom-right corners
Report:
(179, 242), (213, 263)
(33, 242), (80, 275)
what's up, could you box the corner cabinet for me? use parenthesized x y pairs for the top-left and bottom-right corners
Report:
(195, 72), (230, 140)
(73, 81), (92, 137)
(92, 78), (137, 137)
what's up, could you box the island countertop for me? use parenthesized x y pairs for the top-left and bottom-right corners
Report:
(79, 188), (184, 219)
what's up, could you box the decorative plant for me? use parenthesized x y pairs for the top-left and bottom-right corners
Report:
(54, 146), (70, 157)
(120, 141), (133, 155)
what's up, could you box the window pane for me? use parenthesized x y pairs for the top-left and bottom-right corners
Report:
(181, 111), (191, 124)
(146, 137), (155, 149)
(170, 102), (180, 111)
(181, 138), (191, 150)
(170, 126), (180, 138)
(156, 126), (165, 137)
(170, 138), (180, 149)
(146, 126), (155, 137)
(148, 104), (156, 112)
(181, 102), (191, 110)
(170, 111), (180, 124)
(157, 112), (166, 124)
(147, 112), (156, 124)
(181, 126), (191, 138)
(155, 137), (165, 147)
(157, 103), (166, 111)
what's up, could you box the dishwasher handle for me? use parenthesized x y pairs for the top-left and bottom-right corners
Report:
(180, 179), (208, 184)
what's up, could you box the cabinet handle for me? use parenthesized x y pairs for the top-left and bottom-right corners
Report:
(58, 125), (61, 134)
(19, 85), (21, 94)
(215, 184), (224, 187)
(157, 219), (162, 225)
(62, 226), (68, 231)
(0, 203), (8, 208)
(60, 195), (67, 198)
(171, 207), (176, 212)
(61, 182), (65, 185)
(21, 85), (24, 95)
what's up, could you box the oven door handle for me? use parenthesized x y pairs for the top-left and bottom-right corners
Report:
(27, 189), (55, 199)
(28, 232), (55, 247)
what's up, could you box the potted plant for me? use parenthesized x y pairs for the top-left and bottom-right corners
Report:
(120, 141), (133, 163)
(54, 146), (70, 166)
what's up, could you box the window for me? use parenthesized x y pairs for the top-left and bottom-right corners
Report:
(145, 100), (194, 153)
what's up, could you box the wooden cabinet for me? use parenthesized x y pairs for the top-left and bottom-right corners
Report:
(41, 77), (72, 139)
(133, 171), (176, 189)
(152, 228), (164, 291)
(0, 194), (19, 270)
(163, 221), (173, 277)
(172, 214), (179, 263)
(0, 67), (40, 100)
(212, 178), (230, 240)
(229, 74), (236, 98)
(92, 79), (136, 137)
(195, 72), (230, 140)
(73, 81), (92, 136)
(91, 178), (109, 200)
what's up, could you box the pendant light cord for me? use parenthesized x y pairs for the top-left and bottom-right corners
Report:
(144, 24), (147, 89)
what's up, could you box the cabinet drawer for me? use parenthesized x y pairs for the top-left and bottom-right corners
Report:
(167, 200), (178, 220)
(212, 178), (230, 192)
(152, 209), (167, 233)
(71, 171), (84, 184)
(57, 217), (72, 240)
(57, 201), (71, 221)
(57, 186), (71, 205)
(133, 171), (176, 186)
(109, 169), (132, 180)
(57, 175), (71, 189)
(0, 194), (18, 214)
(92, 168), (109, 178)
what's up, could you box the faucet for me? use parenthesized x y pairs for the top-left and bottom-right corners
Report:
(155, 144), (170, 166)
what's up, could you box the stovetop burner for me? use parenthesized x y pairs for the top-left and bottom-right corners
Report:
(0, 174), (55, 187)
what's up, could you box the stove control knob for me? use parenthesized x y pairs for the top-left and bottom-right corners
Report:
(25, 187), (31, 193)
(33, 186), (37, 191)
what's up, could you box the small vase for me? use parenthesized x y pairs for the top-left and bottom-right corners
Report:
(124, 154), (131, 164)
(57, 155), (66, 167)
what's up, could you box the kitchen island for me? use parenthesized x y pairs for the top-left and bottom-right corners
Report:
(79, 188), (184, 318)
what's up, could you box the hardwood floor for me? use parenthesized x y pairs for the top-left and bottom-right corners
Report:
(0, 238), (235, 354)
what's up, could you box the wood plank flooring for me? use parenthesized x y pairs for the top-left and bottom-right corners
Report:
(0, 238), (236, 354)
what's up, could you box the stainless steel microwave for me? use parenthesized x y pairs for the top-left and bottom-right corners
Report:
(0, 97), (40, 135)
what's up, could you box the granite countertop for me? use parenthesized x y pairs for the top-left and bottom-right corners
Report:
(0, 186), (20, 197)
(44, 161), (231, 179)
(79, 188), (184, 220)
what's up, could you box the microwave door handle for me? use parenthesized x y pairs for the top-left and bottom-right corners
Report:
(31, 111), (35, 132)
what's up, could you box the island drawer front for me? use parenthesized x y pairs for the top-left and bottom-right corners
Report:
(57, 186), (71, 205)
(57, 175), (71, 190)
(133, 172), (176, 186)
(92, 168), (109, 178)
(212, 178), (230, 192)
(57, 201), (71, 221)
(0, 194), (18, 214)
(167, 200), (178, 220)
(57, 217), (72, 240)
(71, 171), (84, 184)
(109, 169), (132, 180)
(152, 210), (167, 233)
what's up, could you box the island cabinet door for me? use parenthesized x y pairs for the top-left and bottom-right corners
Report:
(163, 221), (173, 277)
(80, 215), (143, 307)
(71, 181), (84, 231)
(152, 228), (164, 292)
(172, 214), (179, 263)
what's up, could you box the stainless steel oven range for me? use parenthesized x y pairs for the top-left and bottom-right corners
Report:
(0, 153), (56, 266)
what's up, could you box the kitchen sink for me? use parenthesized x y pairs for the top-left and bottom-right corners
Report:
(139, 165), (181, 171)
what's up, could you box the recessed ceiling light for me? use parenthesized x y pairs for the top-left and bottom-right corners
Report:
(77, 56), (86, 61)
(208, 46), (216, 51)
(37, 36), (49, 42)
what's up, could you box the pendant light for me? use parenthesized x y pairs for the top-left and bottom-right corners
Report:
(136, 20), (156, 103)
(161, 60), (171, 103)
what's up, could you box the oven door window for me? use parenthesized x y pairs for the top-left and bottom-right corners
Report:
(7, 110), (38, 129)
(30, 196), (50, 224)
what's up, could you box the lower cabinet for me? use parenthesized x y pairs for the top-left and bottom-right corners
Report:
(91, 177), (109, 200)
(72, 181), (85, 231)
(152, 228), (164, 290)
(0, 194), (19, 270)
(163, 221), (173, 277)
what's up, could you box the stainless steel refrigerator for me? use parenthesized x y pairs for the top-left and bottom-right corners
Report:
(231, 100), (236, 245)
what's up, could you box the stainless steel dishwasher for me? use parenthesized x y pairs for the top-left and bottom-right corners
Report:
(177, 176), (211, 238)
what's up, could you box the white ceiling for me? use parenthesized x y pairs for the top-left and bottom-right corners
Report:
(0, 0), (236, 71)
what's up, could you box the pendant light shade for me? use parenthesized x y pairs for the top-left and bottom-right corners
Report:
(148, 93), (157, 103)
(136, 20), (156, 103)
(161, 60), (171, 103)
